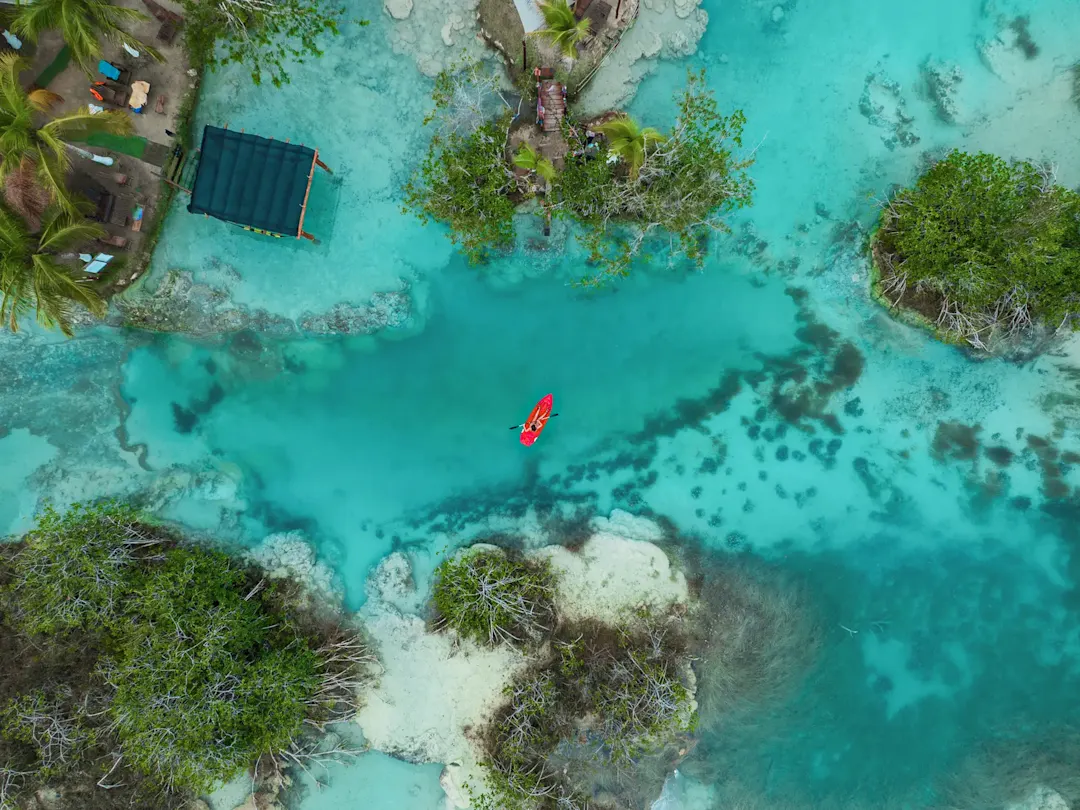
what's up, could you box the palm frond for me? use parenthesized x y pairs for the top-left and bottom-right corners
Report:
(27, 88), (63, 112)
(45, 107), (133, 140)
(512, 143), (540, 171)
(30, 253), (105, 336)
(38, 207), (104, 253)
(535, 157), (556, 182)
(536, 0), (590, 58)
(2, 158), (51, 231)
(11, 0), (62, 44)
(0, 199), (105, 337)
(32, 151), (75, 212)
(597, 117), (667, 174)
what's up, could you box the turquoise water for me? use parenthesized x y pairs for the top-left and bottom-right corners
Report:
(4, 0), (1080, 807)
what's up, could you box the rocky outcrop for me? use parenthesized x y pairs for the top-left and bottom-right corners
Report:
(298, 289), (411, 335)
(384, 0), (412, 19)
(115, 270), (413, 338)
(858, 67), (919, 150)
(922, 59), (963, 124)
(245, 532), (341, 611)
(1005, 786), (1070, 810)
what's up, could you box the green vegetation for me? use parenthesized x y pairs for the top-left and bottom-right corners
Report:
(406, 64), (754, 285)
(535, 0), (591, 59)
(0, 54), (131, 209)
(431, 548), (556, 645)
(872, 150), (1080, 349)
(0, 502), (370, 808)
(404, 116), (519, 263)
(0, 202), (106, 336)
(12, 0), (160, 74)
(513, 143), (556, 183)
(556, 70), (754, 284)
(432, 543), (694, 809)
(182, 0), (361, 88)
(480, 620), (694, 808)
(594, 115), (665, 178)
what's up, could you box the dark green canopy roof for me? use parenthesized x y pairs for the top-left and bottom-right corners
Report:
(187, 126), (316, 237)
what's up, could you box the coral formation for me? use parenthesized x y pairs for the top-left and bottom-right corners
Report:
(922, 59), (963, 124)
(245, 531), (342, 611)
(858, 67), (919, 150)
(116, 270), (413, 337)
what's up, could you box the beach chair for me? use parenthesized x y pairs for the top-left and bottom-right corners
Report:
(97, 60), (131, 85)
(99, 233), (128, 248)
(90, 81), (131, 108)
(157, 19), (178, 44)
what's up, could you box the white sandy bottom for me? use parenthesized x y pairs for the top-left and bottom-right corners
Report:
(355, 511), (691, 808)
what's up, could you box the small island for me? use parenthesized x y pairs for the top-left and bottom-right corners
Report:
(404, 35), (755, 285)
(870, 150), (1080, 351)
(356, 510), (820, 810)
(0, 502), (369, 810)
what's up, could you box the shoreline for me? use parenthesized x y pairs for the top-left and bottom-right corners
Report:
(354, 510), (697, 810)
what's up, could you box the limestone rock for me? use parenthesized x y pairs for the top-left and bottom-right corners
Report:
(368, 550), (418, 611)
(297, 286), (412, 335)
(384, 0), (412, 19)
(922, 59), (963, 123)
(245, 532), (340, 608)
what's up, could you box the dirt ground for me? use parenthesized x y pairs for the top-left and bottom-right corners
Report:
(18, 0), (194, 294)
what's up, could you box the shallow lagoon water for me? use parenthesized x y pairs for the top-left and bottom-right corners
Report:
(4, 0), (1080, 807)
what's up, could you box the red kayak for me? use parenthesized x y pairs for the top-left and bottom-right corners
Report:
(520, 394), (554, 447)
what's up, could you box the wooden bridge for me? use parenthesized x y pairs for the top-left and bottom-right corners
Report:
(537, 78), (566, 133)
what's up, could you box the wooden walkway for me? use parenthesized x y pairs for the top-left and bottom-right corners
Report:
(538, 80), (566, 133)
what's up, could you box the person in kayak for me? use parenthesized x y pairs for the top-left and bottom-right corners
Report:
(511, 413), (559, 432)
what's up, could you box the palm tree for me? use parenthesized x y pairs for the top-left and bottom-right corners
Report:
(0, 201), (106, 336)
(12, 0), (161, 74)
(513, 143), (556, 183)
(535, 0), (591, 59)
(596, 116), (666, 178)
(0, 53), (132, 210)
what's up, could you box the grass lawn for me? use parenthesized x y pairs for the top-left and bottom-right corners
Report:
(84, 132), (150, 159)
(34, 45), (71, 88)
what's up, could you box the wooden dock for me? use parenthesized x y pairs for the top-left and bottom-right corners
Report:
(538, 80), (566, 133)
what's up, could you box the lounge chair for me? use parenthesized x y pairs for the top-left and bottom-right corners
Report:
(99, 233), (128, 248)
(91, 190), (116, 224)
(90, 81), (131, 108)
(157, 19), (178, 44)
(97, 60), (132, 85)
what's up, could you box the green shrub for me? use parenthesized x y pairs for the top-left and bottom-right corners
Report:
(432, 550), (555, 646)
(5, 502), (147, 635)
(481, 620), (694, 808)
(105, 547), (319, 792)
(0, 688), (94, 780)
(0, 503), (368, 803)
(404, 117), (519, 264)
(873, 150), (1080, 347)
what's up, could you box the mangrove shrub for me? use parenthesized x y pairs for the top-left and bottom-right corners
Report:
(431, 548), (556, 646)
(0, 502), (368, 806)
(873, 150), (1080, 349)
(406, 65), (755, 284)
